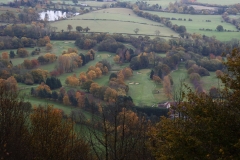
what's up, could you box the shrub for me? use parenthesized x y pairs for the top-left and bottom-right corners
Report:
(189, 73), (201, 82)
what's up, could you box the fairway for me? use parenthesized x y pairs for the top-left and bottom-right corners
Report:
(144, 11), (239, 41)
(201, 71), (223, 91)
(170, 63), (193, 94)
(50, 8), (179, 37)
(126, 69), (168, 106)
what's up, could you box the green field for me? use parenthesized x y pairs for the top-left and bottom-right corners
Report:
(201, 71), (223, 91)
(52, 0), (115, 7)
(190, 5), (217, 10)
(125, 69), (168, 106)
(79, 1), (115, 7)
(119, 0), (176, 8)
(171, 63), (223, 94)
(229, 15), (240, 19)
(50, 8), (179, 37)
(196, 0), (239, 5)
(144, 11), (239, 41)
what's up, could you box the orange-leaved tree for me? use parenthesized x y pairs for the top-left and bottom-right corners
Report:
(30, 105), (90, 159)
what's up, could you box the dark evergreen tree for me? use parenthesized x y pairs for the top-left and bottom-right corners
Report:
(150, 70), (154, 79)
(109, 73), (118, 80)
(46, 77), (62, 89)
(52, 91), (58, 100)
(9, 51), (15, 58)
(140, 55), (149, 68)
(38, 89), (45, 98)
(85, 54), (90, 63)
(157, 69), (163, 79)
(79, 53), (86, 65)
(30, 87), (35, 96)
(56, 79), (62, 88)
(46, 78), (53, 89)
(84, 97), (90, 108)
(69, 95), (77, 106)
(58, 94), (63, 102)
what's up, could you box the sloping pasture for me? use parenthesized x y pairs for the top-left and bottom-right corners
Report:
(144, 11), (239, 41)
(196, 0), (239, 5)
(50, 8), (179, 37)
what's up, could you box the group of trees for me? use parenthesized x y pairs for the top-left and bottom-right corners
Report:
(82, 67), (132, 103)
(98, 37), (125, 53)
(75, 31), (240, 59)
(114, 47), (134, 63)
(130, 52), (150, 70)
(149, 48), (240, 159)
(13, 68), (49, 85)
(64, 60), (131, 103)
(75, 26), (91, 32)
(64, 60), (110, 87)
(2, 23), (48, 39)
(225, 3), (240, 15)
(58, 52), (83, 73)
(0, 49), (240, 159)
(222, 12), (240, 30)
(0, 79), (90, 159)
(132, 5), (187, 34)
(37, 52), (57, 64)
(18, 50), (57, 69)
(75, 36), (97, 50)
(46, 77), (62, 89)
(0, 8), (39, 24)
(167, 2), (198, 14)
(0, 34), (49, 50)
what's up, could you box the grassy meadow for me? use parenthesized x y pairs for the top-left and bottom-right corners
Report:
(50, 8), (179, 37)
(196, 0), (239, 5)
(51, 0), (115, 7)
(119, 0), (176, 8)
(144, 11), (239, 41)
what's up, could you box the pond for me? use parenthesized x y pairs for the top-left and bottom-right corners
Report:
(39, 10), (80, 21)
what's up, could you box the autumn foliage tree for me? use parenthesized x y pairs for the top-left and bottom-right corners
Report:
(23, 59), (32, 69)
(1, 52), (9, 60)
(79, 72), (87, 83)
(30, 105), (90, 159)
(63, 94), (71, 105)
(113, 55), (120, 63)
(58, 53), (82, 73)
(0, 80), (90, 159)
(89, 101), (153, 160)
(122, 67), (133, 79)
(163, 75), (172, 100)
(0, 78), (31, 159)
(75, 92), (85, 108)
(148, 48), (240, 160)
(65, 74), (80, 86)
(36, 82), (52, 98)
(216, 70), (224, 78)
(153, 75), (161, 84)
(104, 87), (118, 102)
(87, 70), (97, 80)
(31, 69), (49, 83)
(45, 43), (53, 51)
(17, 48), (29, 58)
